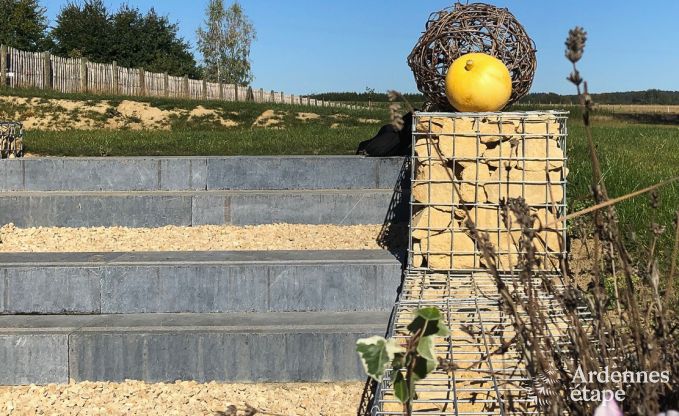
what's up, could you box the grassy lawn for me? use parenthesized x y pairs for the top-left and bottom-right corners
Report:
(0, 87), (390, 156)
(25, 124), (386, 156)
(567, 120), (679, 258)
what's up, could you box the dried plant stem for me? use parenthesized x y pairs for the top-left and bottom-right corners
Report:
(546, 176), (679, 228)
(666, 211), (679, 304)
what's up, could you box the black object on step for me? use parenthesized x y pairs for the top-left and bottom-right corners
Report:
(356, 112), (413, 157)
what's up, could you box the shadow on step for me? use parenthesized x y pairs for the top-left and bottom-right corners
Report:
(376, 157), (410, 265)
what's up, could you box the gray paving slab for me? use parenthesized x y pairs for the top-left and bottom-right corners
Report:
(2, 267), (101, 314)
(0, 311), (390, 383)
(0, 192), (193, 227)
(0, 250), (402, 314)
(0, 156), (406, 191)
(205, 156), (404, 190)
(0, 334), (69, 384)
(0, 249), (398, 265)
(0, 189), (406, 227)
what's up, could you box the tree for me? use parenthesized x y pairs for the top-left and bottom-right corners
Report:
(109, 6), (199, 77)
(197, 0), (256, 86)
(50, 1), (198, 77)
(50, 0), (112, 60)
(0, 0), (49, 51)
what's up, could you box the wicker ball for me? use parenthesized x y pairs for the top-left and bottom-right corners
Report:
(408, 3), (537, 111)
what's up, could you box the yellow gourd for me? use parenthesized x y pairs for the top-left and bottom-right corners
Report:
(445, 52), (512, 112)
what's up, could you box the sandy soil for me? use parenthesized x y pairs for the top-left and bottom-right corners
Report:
(252, 110), (285, 128)
(295, 112), (320, 121)
(0, 96), (239, 131)
(0, 223), (407, 252)
(0, 380), (364, 416)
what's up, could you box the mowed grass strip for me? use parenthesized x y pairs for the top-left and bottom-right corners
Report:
(26, 124), (383, 156)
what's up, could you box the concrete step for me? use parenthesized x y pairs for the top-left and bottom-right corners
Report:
(0, 156), (406, 191)
(0, 188), (408, 227)
(0, 311), (390, 384)
(0, 250), (402, 314)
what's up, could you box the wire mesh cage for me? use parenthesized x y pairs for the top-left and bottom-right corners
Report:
(0, 121), (24, 158)
(372, 270), (590, 415)
(408, 111), (568, 273)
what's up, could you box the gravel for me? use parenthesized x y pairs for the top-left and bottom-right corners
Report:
(0, 223), (407, 252)
(0, 380), (365, 415)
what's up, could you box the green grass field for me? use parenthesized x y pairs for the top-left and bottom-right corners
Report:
(0, 87), (390, 156)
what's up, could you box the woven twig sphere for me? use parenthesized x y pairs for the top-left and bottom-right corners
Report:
(408, 3), (537, 111)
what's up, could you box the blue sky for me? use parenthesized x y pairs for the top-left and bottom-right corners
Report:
(40, 0), (679, 95)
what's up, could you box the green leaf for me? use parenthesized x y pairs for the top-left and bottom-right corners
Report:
(393, 371), (409, 404)
(407, 307), (449, 337)
(416, 307), (442, 321)
(407, 316), (427, 333)
(436, 320), (450, 337)
(391, 353), (405, 369)
(416, 335), (436, 361)
(356, 336), (404, 382)
(412, 356), (437, 381)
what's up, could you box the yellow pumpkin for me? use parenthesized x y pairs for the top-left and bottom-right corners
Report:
(445, 52), (512, 112)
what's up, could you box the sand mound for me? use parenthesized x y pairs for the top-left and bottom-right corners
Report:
(253, 109), (286, 128)
(296, 112), (320, 121)
(358, 118), (380, 124)
(189, 105), (239, 127)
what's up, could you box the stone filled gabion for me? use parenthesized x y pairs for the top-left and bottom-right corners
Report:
(408, 2), (537, 111)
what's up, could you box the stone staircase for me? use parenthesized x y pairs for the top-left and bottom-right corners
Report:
(0, 156), (408, 385)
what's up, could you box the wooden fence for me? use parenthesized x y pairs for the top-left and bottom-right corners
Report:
(0, 45), (357, 109)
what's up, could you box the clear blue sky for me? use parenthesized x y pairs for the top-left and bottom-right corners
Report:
(40, 0), (679, 95)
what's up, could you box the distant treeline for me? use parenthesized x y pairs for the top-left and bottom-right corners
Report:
(309, 91), (425, 103)
(517, 90), (679, 105)
(311, 89), (679, 105)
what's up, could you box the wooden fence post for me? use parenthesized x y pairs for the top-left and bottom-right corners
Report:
(246, 86), (254, 101)
(183, 75), (189, 98)
(219, 83), (224, 100)
(79, 58), (88, 93)
(139, 67), (145, 96)
(202, 79), (207, 100)
(43, 51), (51, 90)
(234, 84), (239, 101)
(163, 73), (169, 97)
(1, 45), (8, 87)
(270, 90), (274, 103)
(112, 61), (118, 94)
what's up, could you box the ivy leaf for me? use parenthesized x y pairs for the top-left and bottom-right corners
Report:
(356, 336), (404, 382)
(436, 320), (450, 337)
(412, 355), (437, 381)
(416, 335), (436, 361)
(416, 307), (442, 320)
(407, 307), (450, 337)
(393, 371), (409, 404)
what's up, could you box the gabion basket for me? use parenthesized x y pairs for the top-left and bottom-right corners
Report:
(408, 111), (568, 273)
(371, 111), (573, 416)
(0, 121), (24, 158)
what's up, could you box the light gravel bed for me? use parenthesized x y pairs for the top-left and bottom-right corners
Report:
(0, 380), (365, 415)
(0, 223), (406, 252)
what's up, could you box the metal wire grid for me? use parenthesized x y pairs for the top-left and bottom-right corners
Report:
(372, 271), (592, 415)
(407, 111), (568, 273)
(0, 121), (24, 158)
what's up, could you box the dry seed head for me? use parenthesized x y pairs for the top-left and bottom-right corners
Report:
(565, 26), (587, 63)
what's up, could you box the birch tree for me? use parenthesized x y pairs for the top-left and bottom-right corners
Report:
(197, 0), (256, 86)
